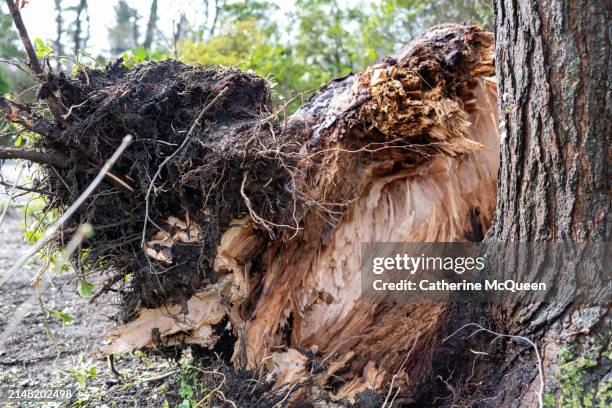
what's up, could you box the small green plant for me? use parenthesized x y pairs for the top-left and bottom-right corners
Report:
(63, 354), (97, 390)
(49, 308), (74, 325)
(77, 279), (94, 298)
(34, 37), (53, 58)
(174, 362), (209, 408)
(134, 350), (153, 367)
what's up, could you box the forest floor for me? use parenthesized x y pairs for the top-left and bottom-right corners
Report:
(0, 208), (186, 407)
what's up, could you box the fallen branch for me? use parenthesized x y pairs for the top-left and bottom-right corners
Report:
(0, 135), (133, 286)
(137, 369), (179, 383)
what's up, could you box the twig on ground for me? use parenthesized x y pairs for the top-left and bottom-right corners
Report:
(141, 88), (228, 247)
(442, 323), (544, 408)
(138, 369), (179, 383)
(0, 135), (133, 286)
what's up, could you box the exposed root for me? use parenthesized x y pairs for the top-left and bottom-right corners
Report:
(0, 23), (500, 404)
(443, 323), (545, 408)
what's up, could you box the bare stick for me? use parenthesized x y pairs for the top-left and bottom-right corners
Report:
(0, 179), (50, 195)
(138, 369), (179, 383)
(5, 0), (64, 122)
(141, 88), (228, 247)
(0, 164), (24, 227)
(0, 146), (69, 168)
(442, 323), (544, 408)
(0, 135), (133, 286)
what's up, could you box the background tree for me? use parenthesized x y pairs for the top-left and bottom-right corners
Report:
(67, 0), (89, 54)
(108, 0), (139, 55)
(142, 0), (158, 50)
(53, 0), (64, 60)
(0, 4), (20, 93)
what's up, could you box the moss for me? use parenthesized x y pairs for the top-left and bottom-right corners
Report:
(545, 337), (610, 408)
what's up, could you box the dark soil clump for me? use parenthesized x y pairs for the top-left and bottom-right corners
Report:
(39, 60), (300, 320)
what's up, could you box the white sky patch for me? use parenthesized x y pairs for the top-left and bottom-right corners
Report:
(15, 0), (299, 56)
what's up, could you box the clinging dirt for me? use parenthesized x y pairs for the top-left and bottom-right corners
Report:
(41, 60), (298, 321)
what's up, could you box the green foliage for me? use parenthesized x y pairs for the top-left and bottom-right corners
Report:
(49, 308), (74, 325)
(0, 5), (33, 94)
(121, 46), (165, 69)
(179, 0), (492, 113)
(174, 362), (209, 408)
(544, 338), (611, 408)
(63, 354), (97, 390)
(134, 350), (153, 367)
(0, 6), (20, 58)
(34, 38), (53, 58)
(77, 279), (94, 298)
(181, 19), (301, 97)
(0, 69), (10, 94)
(23, 196), (55, 244)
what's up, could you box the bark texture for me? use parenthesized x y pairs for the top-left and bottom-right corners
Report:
(489, 1), (610, 406)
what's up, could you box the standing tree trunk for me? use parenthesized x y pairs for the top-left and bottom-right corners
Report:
(53, 0), (64, 63)
(487, 0), (610, 406)
(143, 0), (158, 50)
(71, 0), (88, 54)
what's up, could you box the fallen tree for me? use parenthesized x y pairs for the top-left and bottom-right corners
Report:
(1, 0), (609, 406)
(1, 19), (498, 404)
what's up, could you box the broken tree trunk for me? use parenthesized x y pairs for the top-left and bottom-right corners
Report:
(98, 25), (499, 403)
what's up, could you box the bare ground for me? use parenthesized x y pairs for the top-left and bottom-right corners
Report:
(0, 208), (185, 407)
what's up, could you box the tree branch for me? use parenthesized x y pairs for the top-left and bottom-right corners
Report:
(0, 179), (51, 195)
(0, 146), (68, 168)
(5, 0), (65, 123)
(1, 97), (57, 136)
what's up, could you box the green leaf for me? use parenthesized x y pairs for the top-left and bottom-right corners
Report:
(50, 309), (74, 325)
(34, 38), (52, 58)
(131, 46), (146, 63)
(78, 280), (94, 298)
(14, 134), (22, 147)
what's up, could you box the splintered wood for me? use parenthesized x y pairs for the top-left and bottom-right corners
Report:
(100, 24), (499, 403)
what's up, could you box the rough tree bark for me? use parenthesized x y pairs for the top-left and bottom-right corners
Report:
(486, 0), (610, 406)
